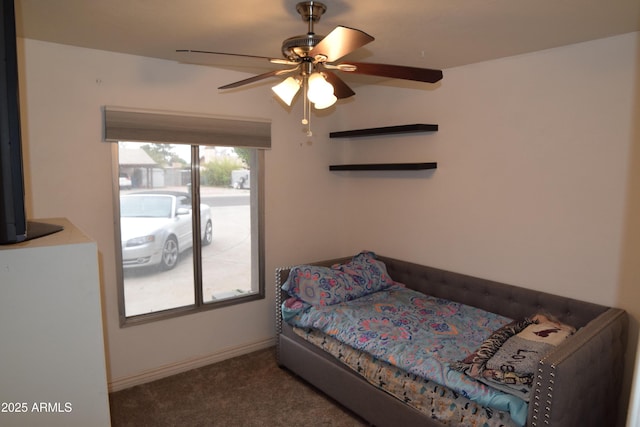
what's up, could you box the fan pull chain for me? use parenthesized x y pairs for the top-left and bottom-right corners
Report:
(306, 101), (312, 136)
(301, 76), (312, 136)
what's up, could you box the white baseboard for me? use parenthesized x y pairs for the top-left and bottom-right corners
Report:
(107, 337), (276, 392)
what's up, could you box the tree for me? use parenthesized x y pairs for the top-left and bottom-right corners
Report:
(141, 144), (185, 166)
(233, 147), (251, 168)
(201, 157), (244, 187)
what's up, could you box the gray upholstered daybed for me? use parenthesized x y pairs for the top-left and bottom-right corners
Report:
(275, 254), (628, 427)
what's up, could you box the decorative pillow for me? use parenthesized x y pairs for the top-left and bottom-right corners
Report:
(478, 369), (533, 401)
(282, 251), (394, 306)
(451, 317), (533, 377)
(452, 313), (576, 401)
(484, 315), (576, 375)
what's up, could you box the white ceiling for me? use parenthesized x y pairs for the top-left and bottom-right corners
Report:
(14, 0), (640, 80)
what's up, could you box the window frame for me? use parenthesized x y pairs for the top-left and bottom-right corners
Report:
(111, 143), (266, 327)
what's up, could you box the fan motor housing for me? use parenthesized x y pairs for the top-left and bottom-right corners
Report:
(281, 34), (324, 60)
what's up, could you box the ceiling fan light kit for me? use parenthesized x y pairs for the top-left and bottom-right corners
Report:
(180, 1), (443, 135)
(312, 92), (337, 110)
(305, 72), (336, 107)
(271, 76), (301, 106)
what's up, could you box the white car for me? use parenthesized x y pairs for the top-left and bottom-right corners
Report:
(119, 172), (132, 190)
(120, 192), (212, 270)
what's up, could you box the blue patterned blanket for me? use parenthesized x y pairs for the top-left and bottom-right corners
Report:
(281, 253), (528, 426)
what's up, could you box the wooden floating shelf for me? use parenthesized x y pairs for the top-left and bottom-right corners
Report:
(329, 162), (437, 171)
(329, 124), (438, 138)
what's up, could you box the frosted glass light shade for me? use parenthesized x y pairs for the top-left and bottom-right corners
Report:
(313, 94), (337, 109)
(307, 72), (335, 106)
(272, 77), (301, 106)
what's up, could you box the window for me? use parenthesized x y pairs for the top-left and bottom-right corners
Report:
(104, 108), (269, 325)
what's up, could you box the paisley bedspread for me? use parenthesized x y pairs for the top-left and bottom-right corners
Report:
(293, 326), (519, 427)
(282, 284), (528, 426)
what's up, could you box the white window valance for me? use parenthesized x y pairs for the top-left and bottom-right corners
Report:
(103, 107), (271, 149)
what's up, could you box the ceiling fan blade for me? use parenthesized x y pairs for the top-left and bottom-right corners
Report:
(323, 71), (355, 99)
(342, 62), (443, 83)
(309, 26), (374, 63)
(219, 67), (299, 90)
(176, 49), (296, 65)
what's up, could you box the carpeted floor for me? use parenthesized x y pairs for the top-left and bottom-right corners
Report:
(109, 347), (368, 426)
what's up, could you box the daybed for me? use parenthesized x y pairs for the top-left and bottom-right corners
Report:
(275, 252), (628, 427)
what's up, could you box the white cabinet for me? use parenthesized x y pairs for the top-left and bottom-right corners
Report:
(0, 218), (110, 427)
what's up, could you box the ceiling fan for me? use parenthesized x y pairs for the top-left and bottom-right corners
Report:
(178, 1), (443, 135)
